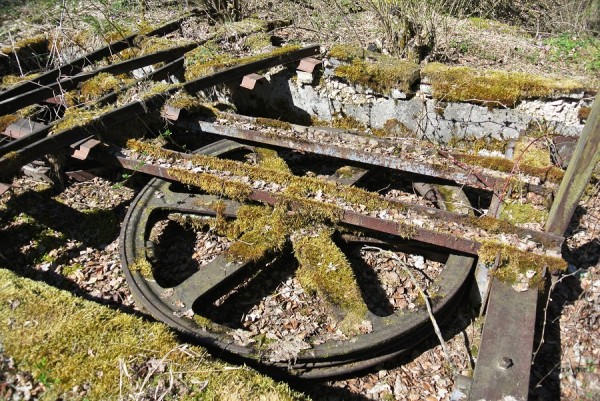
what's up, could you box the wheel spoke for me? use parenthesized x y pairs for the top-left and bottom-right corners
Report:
(158, 255), (252, 311)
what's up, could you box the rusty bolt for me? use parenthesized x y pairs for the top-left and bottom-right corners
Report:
(498, 357), (513, 370)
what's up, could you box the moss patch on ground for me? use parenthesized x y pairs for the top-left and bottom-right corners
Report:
(499, 201), (548, 225)
(0, 269), (308, 401)
(334, 58), (419, 94)
(422, 63), (585, 106)
(292, 227), (368, 335)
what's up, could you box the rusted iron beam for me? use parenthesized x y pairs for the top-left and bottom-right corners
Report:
(546, 96), (600, 236)
(469, 279), (538, 400)
(0, 124), (53, 157)
(178, 119), (553, 196)
(0, 14), (188, 102)
(0, 43), (197, 116)
(0, 100), (151, 180)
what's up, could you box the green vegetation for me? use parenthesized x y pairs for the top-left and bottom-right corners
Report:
(52, 105), (114, 134)
(334, 58), (419, 94)
(245, 32), (273, 50)
(293, 227), (368, 334)
(479, 240), (566, 288)
(331, 114), (366, 131)
(452, 153), (565, 183)
(0, 34), (47, 54)
(255, 117), (293, 131)
(130, 256), (153, 278)
(422, 63), (586, 106)
(500, 202), (548, 225)
(255, 147), (292, 174)
(0, 268), (307, 400)
(185, 44), (302, 81)
(545, 34), (600, 72)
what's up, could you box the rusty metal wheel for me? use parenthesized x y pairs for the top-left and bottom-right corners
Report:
(120, 139), (475, 378)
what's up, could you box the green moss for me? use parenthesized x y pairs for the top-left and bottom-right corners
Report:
(184, 44), (302, 81)
(62, 263), (84, 276)
(165, 90), (209, 115)
(447, 136), (507, 154)
(335, 166), (356, 178)
(136, 36), (194, 55)
(513, 138), (552, 169)
(373, 118), (413, 138)
(0, 73), (40, 90)
(500, 202), (547, 225)
(215, 18), (268, 37)
(245, 33), (272, 50)
(72, 73), (134, 105)
(167, 168), (253, 201)
(1, 35), (47, 54)
(255, 148), (292, 174)
(255, 117), (292, 131)
(292, 227), (368, 335)
(0, 269), (305, 400)
(128, 139), (413, 236)
(227, 205), (289, 262)
(0, 114), (19, 133)
(453, 153), (564, 183)
(422, 63), (586, 107)
(52, 105), (114, 134)
(334, 58), (419, 94)
(130, 256), (153, 278)
(331, 114), (366, 131)
(479, 240), (566, 288)
(328, 45), (377, 62)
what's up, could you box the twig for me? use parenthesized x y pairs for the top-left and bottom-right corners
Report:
(532, 267), (583, 362)
(7, 31), (24, 77)
(363, 245), (456, 373)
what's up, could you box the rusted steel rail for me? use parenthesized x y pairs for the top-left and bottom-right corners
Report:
(0, 45), (321, 176)
(0, 14), (189, 102)
(0, 43), (197, 116)
(176, 118), (555, 196)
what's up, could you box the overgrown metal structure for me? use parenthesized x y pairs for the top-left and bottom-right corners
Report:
(0, 14), (598, 400)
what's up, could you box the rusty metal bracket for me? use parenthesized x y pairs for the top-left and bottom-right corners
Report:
(70, 137), (102, 160)
(2, 119), (47, 140)
(297, 57), (322, 73)
(0, 182), (11, 195)
(240, 73), (265, 90)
